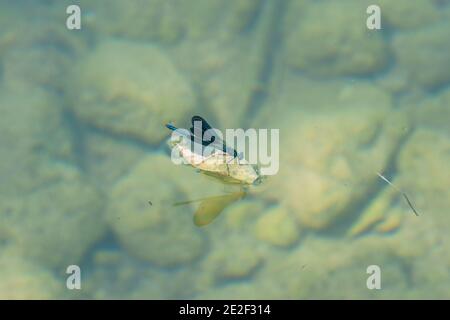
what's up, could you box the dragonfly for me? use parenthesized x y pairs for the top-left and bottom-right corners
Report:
(166, 115), (241, 159)
(166, 116), (263, 226)
(166, 115), (260, 185)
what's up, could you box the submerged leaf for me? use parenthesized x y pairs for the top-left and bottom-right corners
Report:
(194, 191), (246, 226)
(182, 191), (246, 227)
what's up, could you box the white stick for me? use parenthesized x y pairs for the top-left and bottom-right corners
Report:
(377, 172), (399, 190)
(376, 172), (419, 216)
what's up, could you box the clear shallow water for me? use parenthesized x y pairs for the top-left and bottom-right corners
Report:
(0, 0), (449, 299)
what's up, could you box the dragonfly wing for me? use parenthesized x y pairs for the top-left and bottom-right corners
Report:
(191, 115), (231, 149)
(190, 116), (239, 157)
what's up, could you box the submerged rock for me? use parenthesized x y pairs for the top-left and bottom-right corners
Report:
(397, 129), (450, 210)
(0, 252), (63, 299)
(0, 61), (107, 270)
(253, 205), (300, 247)
(70, 39), (195, 145)
(79, 0), (184, 44)
(377, 0), (441, 30)
(348, 186), (402, 237)
(393, 21), (450, 89)
(83, 131), (145, 189)
(108, 153), (208, 267)
(0, 86), (74, 196)
(199, 234), (263, 284)
(0, 164), (106, 269)
(413, 87), (450, 136)
(3, 46), (71, 92)
(283, 0), (388, 77)
(224, 200), (265, 230)
(0, 4), (87, 92)
(166, 0), (268, 129)
(79, 0), (263, 43)
(198, 39), (265, 129)
(253, 75), (406, 230)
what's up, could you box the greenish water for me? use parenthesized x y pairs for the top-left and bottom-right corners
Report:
(0, 0), (449, 299)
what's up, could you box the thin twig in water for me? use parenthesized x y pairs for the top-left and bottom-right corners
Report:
(376, 172), (419, 216)
(402, 193), (419, 216)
